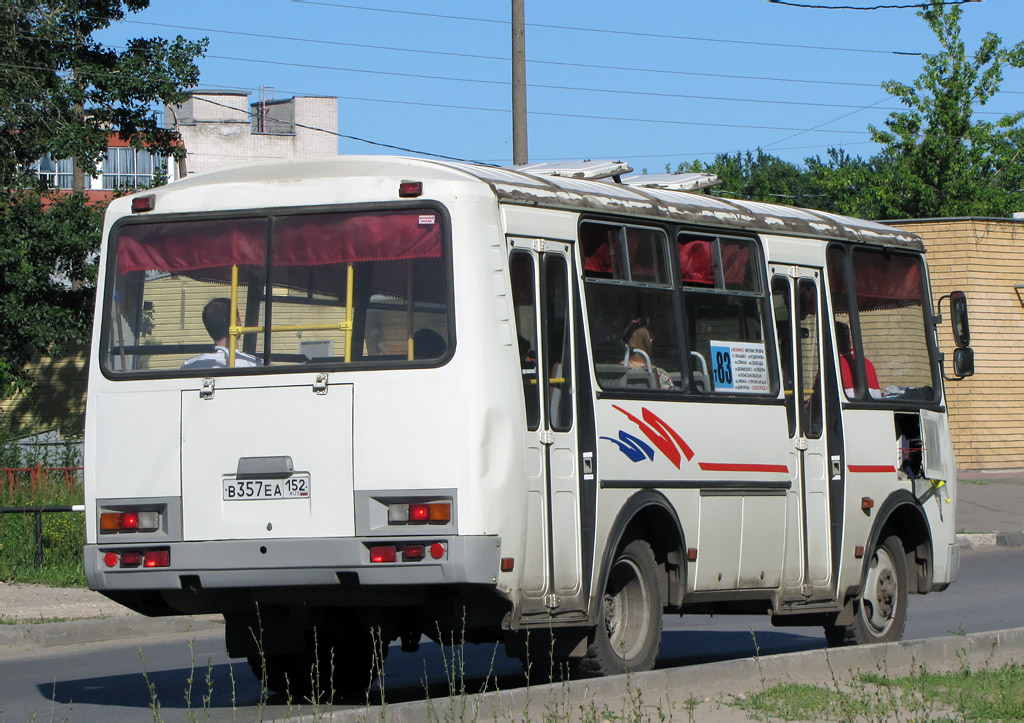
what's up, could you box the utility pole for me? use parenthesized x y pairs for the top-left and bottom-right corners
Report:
(511, 0), (528, 165)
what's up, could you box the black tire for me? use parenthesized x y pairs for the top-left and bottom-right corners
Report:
(578, 539), (662, 676)
(249, 622), (379, 701)
(825, 535), (908, 647)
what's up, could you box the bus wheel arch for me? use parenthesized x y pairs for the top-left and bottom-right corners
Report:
(578, 491), (685, 675)
(865, 491), (934, 596)
(826, 491), (931, 647)
(597, 491), (687, 614)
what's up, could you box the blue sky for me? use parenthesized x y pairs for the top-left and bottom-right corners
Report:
(95, 0), (1024, 172)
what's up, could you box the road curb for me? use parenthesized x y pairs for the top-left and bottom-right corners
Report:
(0, 614), (223, 651)
(956, 531), (1024, 549)
(316, 627), (1024, 722)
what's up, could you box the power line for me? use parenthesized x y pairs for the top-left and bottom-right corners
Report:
(190, 95), (494, 165)
(769, 0), (979, 8)
(762, 97), (894, 149)
(288, 0), (925, 56)
(107, 19), (1024, 96)
(184, 50), (1013, 117)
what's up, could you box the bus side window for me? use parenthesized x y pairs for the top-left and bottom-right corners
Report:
(581, 221), (681, 392)
(679, 234), (773, 396)
(510, 252), (540, 430)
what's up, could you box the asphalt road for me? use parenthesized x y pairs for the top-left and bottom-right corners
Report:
(1, 546), (1022, 722)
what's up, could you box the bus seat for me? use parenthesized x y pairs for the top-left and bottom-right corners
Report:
(595, 363), (628, 388)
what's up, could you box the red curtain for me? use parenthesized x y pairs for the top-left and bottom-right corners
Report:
(851, 253), (923, 310)
(117, 211), (442, 274)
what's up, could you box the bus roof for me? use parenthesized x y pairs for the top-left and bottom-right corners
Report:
(142, 156), (923, 251)
(438, 160), (923, 251)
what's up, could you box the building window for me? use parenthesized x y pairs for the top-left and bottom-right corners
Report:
(102, 147), (167, 190)
(32, 154), (78, 189)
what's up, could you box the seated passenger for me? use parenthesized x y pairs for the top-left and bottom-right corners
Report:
(835, 321), (881, 399)
(181, 298), (261, 369)
(412, 328), (447, 360)
(622, 318), (674, 390)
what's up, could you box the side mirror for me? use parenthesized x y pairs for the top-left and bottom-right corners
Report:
(953, 347), (974, 378)
(949, 290), (970, 348)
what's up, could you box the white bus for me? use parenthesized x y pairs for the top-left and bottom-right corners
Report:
(84, 156), (973, 695)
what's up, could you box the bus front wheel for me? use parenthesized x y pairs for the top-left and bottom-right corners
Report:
(825, 534), (908, 646)
(578, 539), (662, 676)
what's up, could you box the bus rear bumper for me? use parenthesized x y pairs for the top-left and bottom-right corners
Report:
(84, 535), (501, 592)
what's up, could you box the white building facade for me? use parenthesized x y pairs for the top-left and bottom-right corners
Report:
(165, 90), (339, 178)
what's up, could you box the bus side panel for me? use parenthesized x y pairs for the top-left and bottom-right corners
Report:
(593, 399), (790, 593)
(86, 388), (182, 544)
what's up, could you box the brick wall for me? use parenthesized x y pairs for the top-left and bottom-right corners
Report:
(890, 218), (1024, 471)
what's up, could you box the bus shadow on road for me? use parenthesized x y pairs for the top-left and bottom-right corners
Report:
(38, 629), (824, 712)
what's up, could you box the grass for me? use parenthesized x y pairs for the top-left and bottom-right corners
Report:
(0, 423), (85, 586)
(734, 656), (1024, 721)
(0, 473), (86, 586)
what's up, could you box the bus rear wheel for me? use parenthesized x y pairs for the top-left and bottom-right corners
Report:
(825, 535), (908, 647)
(248, 622), (378, 701)
(578, 539), (662, 676)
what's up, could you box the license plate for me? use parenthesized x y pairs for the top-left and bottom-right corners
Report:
(223, 474), (311, 501)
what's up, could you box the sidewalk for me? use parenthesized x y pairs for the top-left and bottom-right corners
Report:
(954, 470), (1024, 547)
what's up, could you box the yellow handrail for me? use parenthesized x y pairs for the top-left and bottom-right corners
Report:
(229, 265), (239, 368)
(226, 262), (356, 365)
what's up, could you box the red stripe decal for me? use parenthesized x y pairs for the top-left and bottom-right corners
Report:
(698, 462), (790, 474)
(848, 464), (896, 474)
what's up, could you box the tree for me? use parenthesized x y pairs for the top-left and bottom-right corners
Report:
(0, 1), (206, 400)
(812, 0), (1024, 219)
(670, 150), (829, 208)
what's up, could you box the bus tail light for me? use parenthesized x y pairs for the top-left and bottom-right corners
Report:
(100, 511), (160, 533)
(143, 549), (170, 568)
(387, 502), (451, 525)
(370, 545), (397, 563)
(101, 548), (169, 568)
(430, 542), (446, 559)
(403, 544), (425, 561)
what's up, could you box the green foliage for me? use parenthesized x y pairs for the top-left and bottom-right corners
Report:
(813, 1), (1024, 219)
(672, 2), (1024, 221)
(672, 150), (829, 208)
(0, 190), (103, 398)
(0, 0), (206, 398)
(0, 0), (207, 190)
(0, 473), (86, 587)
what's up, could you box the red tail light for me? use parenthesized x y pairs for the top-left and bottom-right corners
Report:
(403, 544), (426, 561)
(370, 545), (397, 563)
(143, 550), (170, 568)
(120, 551), (143, 567)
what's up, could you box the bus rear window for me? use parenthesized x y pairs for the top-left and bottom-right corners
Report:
(104, 209), (449, 374)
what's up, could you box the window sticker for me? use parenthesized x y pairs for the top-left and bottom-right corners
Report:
(418, 214), (436, 226)
(709, 340), (769, 393)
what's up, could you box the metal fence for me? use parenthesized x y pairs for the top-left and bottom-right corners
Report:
(3, 464), (83, 494)
(0, 505), (85, 567)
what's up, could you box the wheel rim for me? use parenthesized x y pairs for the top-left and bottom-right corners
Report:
(861, 545), (899, 636)
(603, 556), (651, 661)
